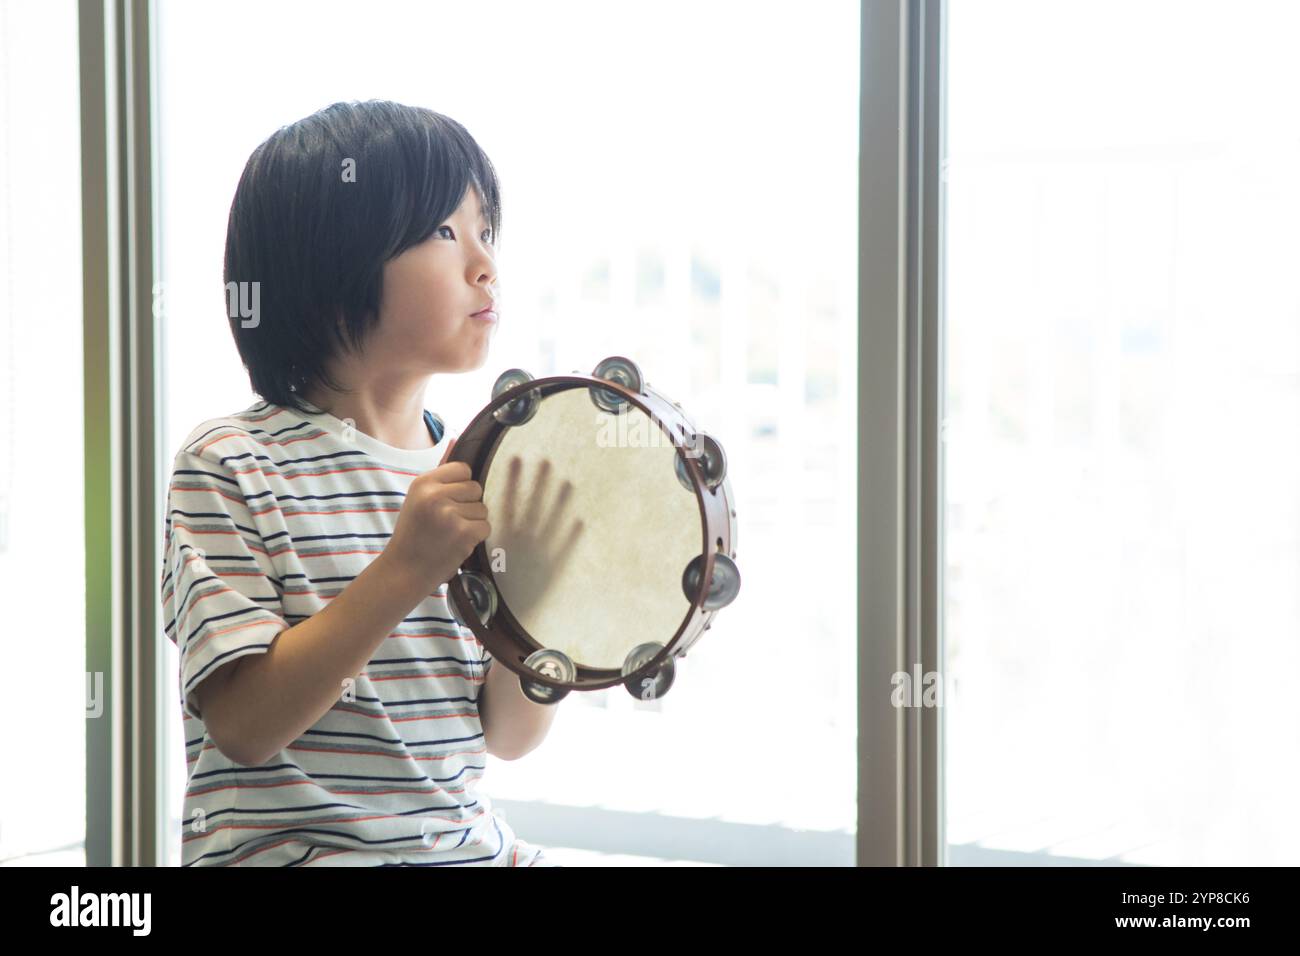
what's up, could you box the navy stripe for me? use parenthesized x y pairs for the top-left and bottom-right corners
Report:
(190, 763), (485, 788)
(183, 640), (276, 694)
(183, 418), (315, 454)
(216, 449), (370, 471)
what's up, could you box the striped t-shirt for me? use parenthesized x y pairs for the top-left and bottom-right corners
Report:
(161, 397), (555, 866)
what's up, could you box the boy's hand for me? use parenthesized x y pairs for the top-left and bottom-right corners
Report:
(385, 437), (490, 591)
(489, 454), (585, 621)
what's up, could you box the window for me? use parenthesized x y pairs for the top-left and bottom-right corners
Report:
(0, 0), (86, 867)
(156, 0), (860, 866)
(944, 0), (1300, 865)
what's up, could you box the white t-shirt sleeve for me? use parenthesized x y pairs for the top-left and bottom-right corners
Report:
(161, 445), (291, 721)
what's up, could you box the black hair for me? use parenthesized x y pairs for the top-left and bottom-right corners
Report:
(222, 99), (502, 414)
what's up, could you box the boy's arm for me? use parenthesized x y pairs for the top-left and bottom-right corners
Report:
(479, 655), (561, 761)
(202, 550), (431, 766)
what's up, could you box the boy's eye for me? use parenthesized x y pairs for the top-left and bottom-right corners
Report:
(437, 224), (496, 245)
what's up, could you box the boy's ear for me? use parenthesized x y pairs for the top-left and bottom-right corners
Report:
(331, 308), (361, 354)
(333, 306), (378, 354)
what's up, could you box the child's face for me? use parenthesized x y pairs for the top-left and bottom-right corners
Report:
(368, 186), (499, 375)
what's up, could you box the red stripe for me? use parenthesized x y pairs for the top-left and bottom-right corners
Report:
(195, 429), (327, 456)
(284, 743), (486, 761)
(171, 482), (405, 522)
(231, 461), (423, 480)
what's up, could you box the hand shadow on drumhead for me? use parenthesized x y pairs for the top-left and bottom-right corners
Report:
(492, 454), (585, 625)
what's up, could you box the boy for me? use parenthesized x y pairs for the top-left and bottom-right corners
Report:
(161, 100), (560, 866)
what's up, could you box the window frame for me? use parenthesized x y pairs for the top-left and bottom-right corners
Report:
(857, 0), (946, 866)
(80, 0), (165, 867)
(78, 0), (946, 867)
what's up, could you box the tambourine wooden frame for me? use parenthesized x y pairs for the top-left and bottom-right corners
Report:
(445, 368), (736, 694)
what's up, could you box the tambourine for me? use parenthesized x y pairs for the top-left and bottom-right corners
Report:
(445, 355), (741, 705)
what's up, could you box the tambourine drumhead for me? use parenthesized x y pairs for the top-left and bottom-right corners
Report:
(481, 386), (701, 671)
